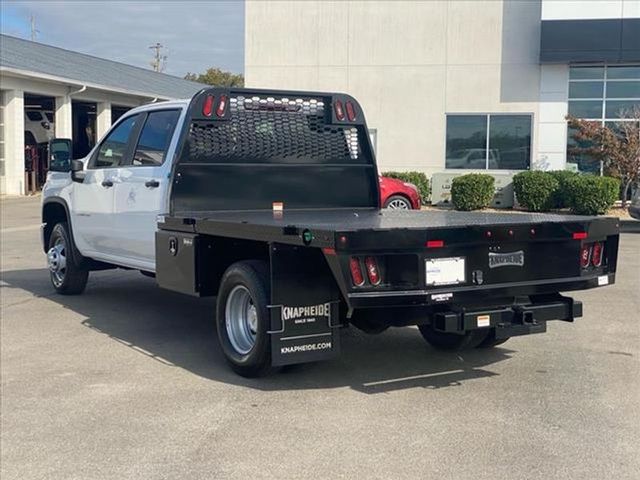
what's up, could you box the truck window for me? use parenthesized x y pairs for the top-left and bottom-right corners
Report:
(132, 110), (180, 166)
(93, 114), (139, 168)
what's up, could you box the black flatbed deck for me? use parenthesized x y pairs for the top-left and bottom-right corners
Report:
(161, 208), (615, 249)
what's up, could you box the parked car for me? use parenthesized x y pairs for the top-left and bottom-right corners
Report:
(24, 110), (54, 145)
(380, 176), (421, 209)
(630, 187), (640, 220)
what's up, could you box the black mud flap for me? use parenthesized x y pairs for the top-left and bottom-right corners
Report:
(269, 244), (342, 367)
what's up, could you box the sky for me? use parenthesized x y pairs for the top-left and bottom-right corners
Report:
(1, 1), (245, 77)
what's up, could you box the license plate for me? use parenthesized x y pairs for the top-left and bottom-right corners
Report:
(425, 257), (466, 286)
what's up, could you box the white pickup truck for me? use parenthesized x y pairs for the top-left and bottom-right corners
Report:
(42, 87), (619, 377)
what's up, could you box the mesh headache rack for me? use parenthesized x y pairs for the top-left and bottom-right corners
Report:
(170, 88), (379, 213)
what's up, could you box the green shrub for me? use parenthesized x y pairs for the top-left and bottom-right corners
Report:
(382, 171), (430, 203)
(450, 174), (494, 211)
(549, 170), (579, 209)
(513, 171), (559, 212)
(565, 176), (620, 215)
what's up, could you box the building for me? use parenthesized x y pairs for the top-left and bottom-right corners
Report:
(245, 0), (640, 177)
(0, 34), (205, 195)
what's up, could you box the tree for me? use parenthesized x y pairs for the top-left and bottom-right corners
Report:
(567, 108), (640, 208)
(184, 68), (244, 87)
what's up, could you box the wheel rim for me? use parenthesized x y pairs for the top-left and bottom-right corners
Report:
(47, 237), (67, 287)
(387, 198), (411, 209)
(225, 285), (258, 355)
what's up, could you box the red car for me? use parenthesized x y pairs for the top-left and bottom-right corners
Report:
(379, 176), (421, 209)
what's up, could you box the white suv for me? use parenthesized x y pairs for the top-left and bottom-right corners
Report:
(24, 110), (54, 145)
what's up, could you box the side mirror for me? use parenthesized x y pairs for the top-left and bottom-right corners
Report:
(48, 138), (73, 172)
(71, 159), (86, 183)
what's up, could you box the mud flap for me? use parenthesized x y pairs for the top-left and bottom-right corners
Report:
(269, 243), (342, 366)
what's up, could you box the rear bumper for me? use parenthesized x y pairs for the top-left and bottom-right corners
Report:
(347, 273), (614, 308)
(431, 294), (581, 338)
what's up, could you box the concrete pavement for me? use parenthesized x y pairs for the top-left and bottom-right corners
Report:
(1, 196), (639, 479)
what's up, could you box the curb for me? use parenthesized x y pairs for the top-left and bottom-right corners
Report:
(620, 219), (640, 233)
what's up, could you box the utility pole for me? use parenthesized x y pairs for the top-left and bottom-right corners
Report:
(149, 42), (168, 73)
(30, 14), (39, 41)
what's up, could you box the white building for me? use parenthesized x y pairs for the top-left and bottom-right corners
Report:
(245, 0), (640, 177)
(0, 34), (205, 195)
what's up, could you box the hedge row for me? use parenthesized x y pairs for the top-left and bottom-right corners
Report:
(513, 171), (619, 215)
(382, 171), (430, 203)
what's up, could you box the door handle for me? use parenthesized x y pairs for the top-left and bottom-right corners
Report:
(145, 180), (160, 188)
(101, 179), (114, 188)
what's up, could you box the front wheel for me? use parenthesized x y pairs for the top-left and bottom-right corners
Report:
(418, 324), (489, 351)
(384, 195), (413, 210)
(47, 222), (89, 295)
(216, 260), (273, 377)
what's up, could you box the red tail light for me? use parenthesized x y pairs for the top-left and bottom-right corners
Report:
(580, 245), (591, 268)
(349, 257), (365, 286)
(426, 240), (445, 248)
(202, 94), (214, 117)
(334, 100), (345, 121)
(573, 232), (588, 240)
(216, 95), (228, 117)
(345, 101), (357, 121)
(364, 256), (381, 286)
(591, 242), (603, 267)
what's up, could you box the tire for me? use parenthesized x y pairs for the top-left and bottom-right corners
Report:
(476, 330), (510, 348)
(384, 195), (413, 210)
(216, 260), (273, 377)
(47, 222), (89, 295)
(418, 324), (489, 351)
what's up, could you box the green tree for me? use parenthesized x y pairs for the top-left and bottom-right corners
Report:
(184, 68), (244, 87)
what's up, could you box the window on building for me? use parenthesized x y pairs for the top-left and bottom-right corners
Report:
(132, 110), (180, 166)
(446, 114), (531, 170)
(567, 65), (640, 173)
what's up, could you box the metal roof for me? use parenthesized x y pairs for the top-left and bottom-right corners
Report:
(0, 34), (206, 99)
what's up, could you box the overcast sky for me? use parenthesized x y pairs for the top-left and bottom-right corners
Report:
(1, 1), (245, 77)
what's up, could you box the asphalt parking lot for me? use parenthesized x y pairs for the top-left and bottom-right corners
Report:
(1, 195), (639, 480)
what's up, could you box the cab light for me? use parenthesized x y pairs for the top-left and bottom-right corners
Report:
(426, 240), (445, 248)
(349, 257), (365, 286)
(345, 101), (357, 121)
(573, 232), (588, 240)
(216, 95), (228, 117)
(580, 245), (591, 269)
(591, 242), (603, 267)
(334, 100), (345, 121)
(202, 94), (214, 117)
(364, 256), (381, 286)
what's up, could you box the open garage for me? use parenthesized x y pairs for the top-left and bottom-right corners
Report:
(0, 34), (204, 195)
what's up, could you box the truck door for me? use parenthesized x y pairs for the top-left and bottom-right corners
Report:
(72, 114), (141, 256)
(112, 109), (181, 268)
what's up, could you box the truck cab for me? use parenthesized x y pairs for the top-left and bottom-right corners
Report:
(43, 100), (188, 273)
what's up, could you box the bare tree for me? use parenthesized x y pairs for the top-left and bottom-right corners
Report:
(567, 108), (640, 208)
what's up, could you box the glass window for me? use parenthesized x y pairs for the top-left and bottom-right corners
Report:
(489, 116), (531, 170)
(569, 82), (604, 98)
(25, 111), (43, 121)
(569, 66), (604, 80)
(445, 114), (531, 170)
(605, 100), (640, 119)
(568, 100), (603, 118)
(446, 116), (487, 169)
(606, 81), (640, 99)
(607, 66), (640, 80)
(94, 115), (139, 168)
(45, 112), (54, 123)
(132, 110), (180, 166)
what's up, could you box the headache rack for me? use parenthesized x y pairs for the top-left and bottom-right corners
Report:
(169, 88), (380, 214)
